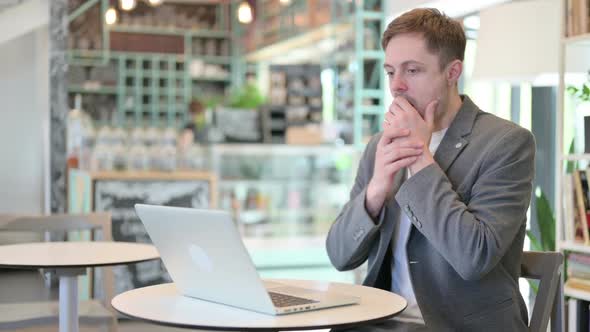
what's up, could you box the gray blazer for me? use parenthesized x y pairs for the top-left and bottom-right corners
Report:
(326, 96), (535, 331)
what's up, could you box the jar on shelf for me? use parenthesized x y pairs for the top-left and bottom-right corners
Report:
(90, 144), (113, 171)
(112, 143), (128, 171)
(127, 144), (149, 171)
(163, 127), (178, 146)
(159, 144), (177, 171)
(178, 143), (208, 171)
(112, 126), (128, 146)
(148, 145), (162, 170)
(145, 127), (159, 147)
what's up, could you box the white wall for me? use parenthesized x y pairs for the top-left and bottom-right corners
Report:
(384, 0), (512, 19)
(0, 26), (49, 213)
(0, 0), (48, 46)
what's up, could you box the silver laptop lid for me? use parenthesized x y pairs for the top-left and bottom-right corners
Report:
(134, 204), (276, 314)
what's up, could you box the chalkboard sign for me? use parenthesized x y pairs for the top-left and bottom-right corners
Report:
(93, 179), (211, 295)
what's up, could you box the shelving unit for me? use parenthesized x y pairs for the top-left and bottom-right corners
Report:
(562, 154), (590, 161)
(67, 0), (235, 128)
(265, 64), (323, 143)
(241, 0), (385, 146)
(116, 53), (189, 128)
(556, 1), (590, 329)
(562, 240), (590, 255)
(254, 0), (353, 50)
(353, 0), (386, 146)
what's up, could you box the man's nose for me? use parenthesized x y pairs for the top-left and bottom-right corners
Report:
(390, 73), (407, 92)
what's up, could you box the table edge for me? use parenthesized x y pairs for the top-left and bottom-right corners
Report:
(0, 256), (159, 269)
(112, 280), (408, 331)
(113, 305), (403, 331)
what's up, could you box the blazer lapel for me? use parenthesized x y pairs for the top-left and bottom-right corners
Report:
(434, 95), (479, 173)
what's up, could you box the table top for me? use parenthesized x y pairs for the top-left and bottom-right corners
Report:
(0, 242), (159, 269)
(112, 279), (407, 331)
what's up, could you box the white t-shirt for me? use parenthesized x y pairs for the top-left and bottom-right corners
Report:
(391, 128), (448, 324)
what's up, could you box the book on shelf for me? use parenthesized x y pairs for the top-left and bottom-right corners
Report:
(570, 252), (590, 264)
(564, 173), (576, 242)
(569, 170), (590, 244)
(567, 253), (590, 277)
(566, 0), (590, 37)
(566, 277), (590, 292)
(565, 252), (590, 329)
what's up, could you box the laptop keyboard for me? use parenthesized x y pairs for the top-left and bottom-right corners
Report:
(268, 291), (319, 308)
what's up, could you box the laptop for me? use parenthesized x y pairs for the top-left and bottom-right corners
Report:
(134, 204), (359, 315)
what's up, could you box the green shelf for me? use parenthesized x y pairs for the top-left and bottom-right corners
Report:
(68, 49), (105, 58)
(68, 86), (117, 95)
(189, 56), (232, 64)
(109, 25), (231, 38)
(66, 0), (236, 128)
(191, 76), (231, 82)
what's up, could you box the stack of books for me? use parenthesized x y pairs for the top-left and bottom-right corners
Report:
(566, 253), (590, 291)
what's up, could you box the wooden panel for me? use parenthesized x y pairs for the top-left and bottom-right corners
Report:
(88, 170), (214, 181)
(109, 32), (184, 54)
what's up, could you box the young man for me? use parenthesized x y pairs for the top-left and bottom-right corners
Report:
(326, 8), (535, 331)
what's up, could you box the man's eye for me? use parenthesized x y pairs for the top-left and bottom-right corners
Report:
(386, 71), (393, 77)
(407, 68), (418, 74)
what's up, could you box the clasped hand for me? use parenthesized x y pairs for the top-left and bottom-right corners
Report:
(369, 96), (438, 197)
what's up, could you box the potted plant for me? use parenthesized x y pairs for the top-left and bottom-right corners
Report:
(216, 82), (266, 142)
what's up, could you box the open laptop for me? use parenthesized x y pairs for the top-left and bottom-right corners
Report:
(134, 204), (359, 315)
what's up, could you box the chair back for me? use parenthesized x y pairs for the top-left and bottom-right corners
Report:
(0, 212), (116, 331)
(521, 251), (564, 332)
(0, 212), (112, 241)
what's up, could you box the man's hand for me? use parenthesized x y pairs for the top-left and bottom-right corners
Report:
(365, 127), (424, 218)
(386, 97), (438, 174)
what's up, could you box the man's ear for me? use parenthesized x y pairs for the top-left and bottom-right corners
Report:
(445, 60), (463, 86)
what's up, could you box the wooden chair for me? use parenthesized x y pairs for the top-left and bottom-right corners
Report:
(0, 212), (117, 332)
(521, 251), (564, 332)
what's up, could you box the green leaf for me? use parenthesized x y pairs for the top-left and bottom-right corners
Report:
(527, 229), (542, 252)
(583, 84), (590, 97)
(566, 139), (577, 174)
(536, 190), (555, 251)
(228, 83), (265, 109)
(567, 86), (579, 95)
(527, 279), (539, 294)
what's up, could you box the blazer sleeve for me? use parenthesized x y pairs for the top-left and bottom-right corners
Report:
(395, 126), (535, 281)
(325, 135), (387, 271)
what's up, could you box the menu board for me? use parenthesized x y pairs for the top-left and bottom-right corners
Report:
(93, 179), (211, 295)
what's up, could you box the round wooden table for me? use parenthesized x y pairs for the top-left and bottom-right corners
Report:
(0, 242), (159, 332)
(112, 279), (407, 331)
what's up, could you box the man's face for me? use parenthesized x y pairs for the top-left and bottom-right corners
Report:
(384, 33), (449, 117)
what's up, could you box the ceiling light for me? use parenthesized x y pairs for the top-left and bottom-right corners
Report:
(147, 0), (164, 6)
(279, 0), (291, 5)
(105, 7), (118, 25)
(237, 2), (252, 24)
(119, 0), (137, 11)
